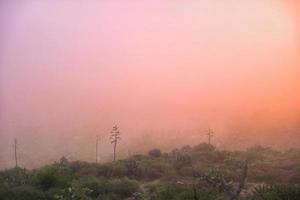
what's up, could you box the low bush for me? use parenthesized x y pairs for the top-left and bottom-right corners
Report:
(249, 184), (300, 200)
(138, 183), (219, 200)
(32, 167), (70, 191)
(74, 176), (139, 199)
(148, 149), (162, 158)
(0, 167), (30, 187)
(0, 185), (45, 200)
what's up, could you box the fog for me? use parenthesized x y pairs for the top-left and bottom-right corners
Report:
(0, 0), (299, 169)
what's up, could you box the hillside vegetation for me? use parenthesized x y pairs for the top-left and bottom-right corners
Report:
(1, 143), (300, 200)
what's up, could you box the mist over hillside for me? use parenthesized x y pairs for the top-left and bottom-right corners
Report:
(1, 0), (300, 170)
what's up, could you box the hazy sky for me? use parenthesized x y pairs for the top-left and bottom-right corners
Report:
(0, 0), (299, 168)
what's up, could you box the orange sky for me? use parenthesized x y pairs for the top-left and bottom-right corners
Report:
(0, 0), (299, 168)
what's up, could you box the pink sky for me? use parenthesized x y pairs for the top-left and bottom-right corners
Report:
(0, 0), (299, 168)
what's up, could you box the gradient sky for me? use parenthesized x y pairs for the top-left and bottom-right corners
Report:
(0, 0), (299, 168)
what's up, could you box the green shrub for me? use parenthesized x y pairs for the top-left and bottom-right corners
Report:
(125, 159), (141, 178)
(110, 162), (127, 178)
(51, 186), (93, 200)
(106, 178), (139, 198)
(96, 163), (114, 177)
(0, 185), (45, 200)
(139, 160), (171, 180)
(32, 167), (70, 191)
(249, 184), (300, 200)
(0, 167), (30, 187)
(74, 176), (104, 198)
(74, 176), (139, 199)
(139, 183), (219, 200)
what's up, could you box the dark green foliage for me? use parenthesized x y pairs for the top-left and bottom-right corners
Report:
(125, 158), (140, 177)
(138, 159), (173, 180)
(138, 183), (220, 200)
(0, 167), (30, 187)
(198, 160), (248, 199)
(74, 176), (139, 199)
(122, 154), (175, 180)
(106, 178), (139, 197)
(96, 163), (115, 177)
(32, 167), (70, 191)
(110, 162), (128, 178)
(69, 161), (103, 178)
(249, 184), (300, 200)
(0, 185), (45, 200)
(50, 186), (93, 200)
(199, 169), (236, 198)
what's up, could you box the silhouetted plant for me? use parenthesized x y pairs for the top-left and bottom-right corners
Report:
(193, 143), (215, 152)
(110, 125), (121, 162)
(148, 149), (162, 158)
(125, 159), (139, 177)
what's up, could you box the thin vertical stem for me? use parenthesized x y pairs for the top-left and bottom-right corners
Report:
(113, 141), (117, 162)
(96, 135), (100, 163)
(14, 138), (18, 168)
